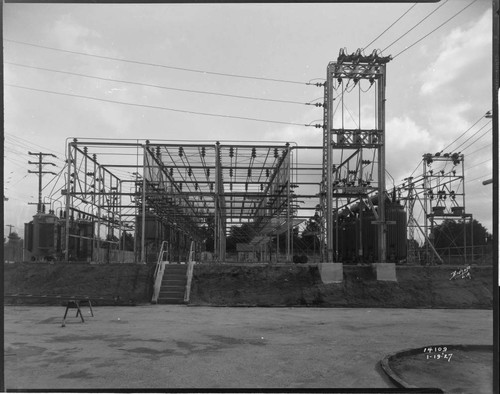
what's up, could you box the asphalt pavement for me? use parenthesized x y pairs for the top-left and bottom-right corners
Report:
(3, 305), (493, 390)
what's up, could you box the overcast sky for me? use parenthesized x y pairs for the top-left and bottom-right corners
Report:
(3, 1), (494, 238)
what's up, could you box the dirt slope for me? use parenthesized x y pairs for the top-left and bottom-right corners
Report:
(189, 264), (493, 309)
(4, 262), (493, 308)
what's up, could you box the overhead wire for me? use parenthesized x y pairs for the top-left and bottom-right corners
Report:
(458, 127), (492, 153)
(362, 2), (418, 51)
(465, 173), (492, 184)
(439, 113), (491, 153)
(6, 62), (310, 106)
(381, 0), (449, 53)
(5, 39), (309, 86)
(463, 143), (491, 156)
(465, 158), (492, 172)
(5, 134), (65, 161)
(7, 83), (316, 128)
(392, 0), (479, 58)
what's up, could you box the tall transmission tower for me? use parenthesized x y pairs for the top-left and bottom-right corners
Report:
(320, 48), (391, 263)
(28, 151), (58, 213)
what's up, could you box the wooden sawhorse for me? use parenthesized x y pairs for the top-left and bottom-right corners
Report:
(62, 299), (94, 327)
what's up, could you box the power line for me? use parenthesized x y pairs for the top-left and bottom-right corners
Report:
(5, 39), (308, 86)
(362, 3), (418, 51)
(5, 134), (65, 160)
(459, 128), (492, 153)
(464, 143), (491, 156)
(7, 83), (316, 128)
(466, 173), (492, 184)
(439, 112), (491, 153)
(6, 62), (310, 106)
(382, 0), (449, 53)
(393, 0), (479, 59)
(465, 158), (492, 172)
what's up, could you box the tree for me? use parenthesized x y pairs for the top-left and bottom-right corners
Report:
(431, 219), (491, 249)
(226, 222), (255, 251)
(300, 214), (321, 253)
(120, 231), (135, 251)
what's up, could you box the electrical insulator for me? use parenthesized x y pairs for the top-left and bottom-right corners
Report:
(266, 168), (270, 177)
(201, 146), (206, 157)
(188, 167), (192, 177)
(156, 146), (161, 157)
(362, 160), (371, 165)
(245, 182), (248, 191)
(170, 168), (174, 176)
(260, 183), (264, 191)
(450, 190), (456, 200)
(229, 168), (233, 177)
(195, 182), (198, 190)
(251, 147), (256, 158)
(206, 168), (210, 177)
(337, 78), (342, 86)
(229, 147), (234, 158)
(248, 168), (252, 177)
(274, 148), (278, 158)
(230, 183), (233, 191)
(210, 183), (214, 191)
(178, 147), (184, 157)
(179, 183), (183, 191)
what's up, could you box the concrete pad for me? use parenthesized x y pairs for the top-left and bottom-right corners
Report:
(373, 262), (397, 281)
(318, 262), (343, 283)
(3, 305), (492, 390)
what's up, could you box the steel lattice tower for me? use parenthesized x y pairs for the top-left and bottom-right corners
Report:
(320, 48), (391, 263)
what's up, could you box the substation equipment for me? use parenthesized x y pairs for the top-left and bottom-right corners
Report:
(23, 49), (474, 264)
(399, 151), (473, 265)
(319, 48), (398, 264)
(25, 139), (325, 263)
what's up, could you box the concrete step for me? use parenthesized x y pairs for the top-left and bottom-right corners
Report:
(158, 263), (188, 304)
(162, 278), (187, 284)
(164, 265), (188, 272)
(158, 298), (185, 305)
(163, 274), (186, 280)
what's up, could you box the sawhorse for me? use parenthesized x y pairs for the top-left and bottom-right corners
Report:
(62, 299), (94, 327)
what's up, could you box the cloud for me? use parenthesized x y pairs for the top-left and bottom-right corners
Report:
(385, 115), (432, 181)
(51, 13), (102, 50)
(420, 10), (491, 96)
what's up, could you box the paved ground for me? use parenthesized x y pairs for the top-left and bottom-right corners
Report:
(3, 305), (493, 390)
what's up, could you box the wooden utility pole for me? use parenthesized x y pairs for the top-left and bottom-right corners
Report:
(5, 224), (14, 235)
(28, 152), (58, 213)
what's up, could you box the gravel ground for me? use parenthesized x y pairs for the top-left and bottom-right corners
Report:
(3, 305), (493, 391)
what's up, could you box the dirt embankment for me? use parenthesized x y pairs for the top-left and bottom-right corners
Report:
(189, 264), (494, 309)
(4, 262), (155, 305)
(4, 262), (493, 308)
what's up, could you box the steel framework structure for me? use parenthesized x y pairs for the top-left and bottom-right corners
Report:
(320, 48), (392, 263)
(398, 152), (472, 264)
(62, 138), (326, 263)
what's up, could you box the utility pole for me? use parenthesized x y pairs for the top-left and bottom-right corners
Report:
(28, 152), (58, 213)
(6, 224), (14, 235)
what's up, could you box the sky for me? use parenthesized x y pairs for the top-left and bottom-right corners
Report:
(3, 0), (494, 239)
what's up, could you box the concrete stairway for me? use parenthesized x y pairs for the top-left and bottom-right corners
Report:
(158, 264), (188, 304)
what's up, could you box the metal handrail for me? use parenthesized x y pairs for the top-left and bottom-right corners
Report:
(152, 241), (168, 303)
(184, 241), (196, 303)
